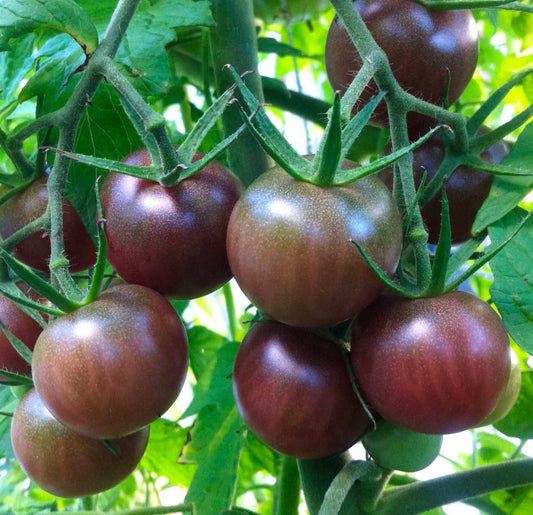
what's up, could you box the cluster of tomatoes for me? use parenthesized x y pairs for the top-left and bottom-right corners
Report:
(0, 0), (518, 499)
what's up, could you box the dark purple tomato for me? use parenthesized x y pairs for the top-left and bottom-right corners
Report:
(325, 0), (479, 138)
(32, 284), (188, 439)
(351, 292), (511, 434)
(379, 132), (509, 244)
(233, 322), (370, 459)
(11, 388), (149, 498)
(100, 149), (243, 300)
(0, 285), (45, 381)
(226, 166), (402, 328)
(0, 176), (96, 272)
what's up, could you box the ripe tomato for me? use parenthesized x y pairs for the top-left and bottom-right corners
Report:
(0, 285), (45, 381)
(11, 388), (149, 498)
(362, 418), (443, 472)
(253, 0), (329, 23)
(232, 322), (370, 459)
(0, 175), (96, 272)
(32, 284), (188, 439)
(325, 0), (479, 137)
(351, 292), (511, 434)
(226, 166), (402, 328)
(100, 149), (243, 300)
(379, 132), (509, 244)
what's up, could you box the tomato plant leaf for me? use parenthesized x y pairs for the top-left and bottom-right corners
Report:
(0, 0), (98, 55)
(489, 209), (533, 353)
(495, 371), (533, 439)
(473, 122), (533, 233)
(0, 387), (16, 459)
(140, 418), (195, 487)
(183, 405), (247, 513)
(257, 37), (311, 58)
(0, 34), (34, 103)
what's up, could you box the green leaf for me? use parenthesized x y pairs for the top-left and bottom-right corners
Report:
(494, 371), (533, 439)
(0, 0), (98, 54)
(473, 122), (533, 232)
(489, 209), (533, 353)
(139, 418), (195, 487)
(257, 37), (310, 58)
(0, 386), (16, 459)
(0, 34), (34, 102)
(184, 405), (247, 514)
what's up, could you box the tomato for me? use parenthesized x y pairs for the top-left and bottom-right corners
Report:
(11, 388), (149, 498)
(379, 132), (509, 244)
(100, 149), (243, 300)
(253, 0), (329, 23)
(232, 322), (370, 459)
(325, 0), (479, 137)
(0, 175), (96, 272)
(351, 292), (510, 434)
(32, 284), (188, 439)
(226, 166), (402, 328)
(477, 356), (522, 427)
(0, 285), (45, 381)
(362, 418), (443, 472)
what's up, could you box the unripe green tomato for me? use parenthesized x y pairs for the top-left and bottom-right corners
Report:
(476, 357), (522, 427)
(362, 418), (443, 472)
(253, 0), (330, 23)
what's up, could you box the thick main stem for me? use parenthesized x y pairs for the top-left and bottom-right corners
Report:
(209, 0), (270, 186)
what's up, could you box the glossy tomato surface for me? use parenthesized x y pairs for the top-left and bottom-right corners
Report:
(253, 0), (329, 23)
(0, 286), (45, 381)
(11, 388), (149, 498)
(100, 149), (243, 300)
(233, 322), (370, 459)
(379, 133), (509, 244)
(0, 175), (96, 272)
(351, 292), (511, 434)
(32, 284), (188, 439)
(325, 0), (479, 137)
(227, 166), (402, 327)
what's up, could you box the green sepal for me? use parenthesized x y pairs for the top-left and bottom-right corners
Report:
(467, 67), (533, 136)
(423, 190), (452, 297)
(0, 250), (80, 313)
(340, 60), (376, 119)
(0, 281), (62, 319)
(226, 65), (312, 179)
(0, 321), (32, 365)
(0, 369), (33, 386)
(443, 208), (532, 293)
(311, 94), (343, 186)
(161, 123), (247, 186)
(177, 85), (237, 163)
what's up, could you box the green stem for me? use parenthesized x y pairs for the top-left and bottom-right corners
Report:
(376, 458), (533, 515)
(69, 504), (193, 515)
(209, 0), (270, 185)
(222, 282), (238, 341)
(272, 456), (301, 515)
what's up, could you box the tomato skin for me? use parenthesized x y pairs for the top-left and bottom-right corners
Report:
(32, 284), (188, 439)
(325, 0), (479, 137)
(226, 167), (402, 328)
(0, 286), (44, 380)
(100, 149), (243, 300)
(351, 292), (510, 434)
(379, 133), (509, 244)
(11, 388), (149, 498)
(0, 176), (96, 272)
(233, 322), (370, 459)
